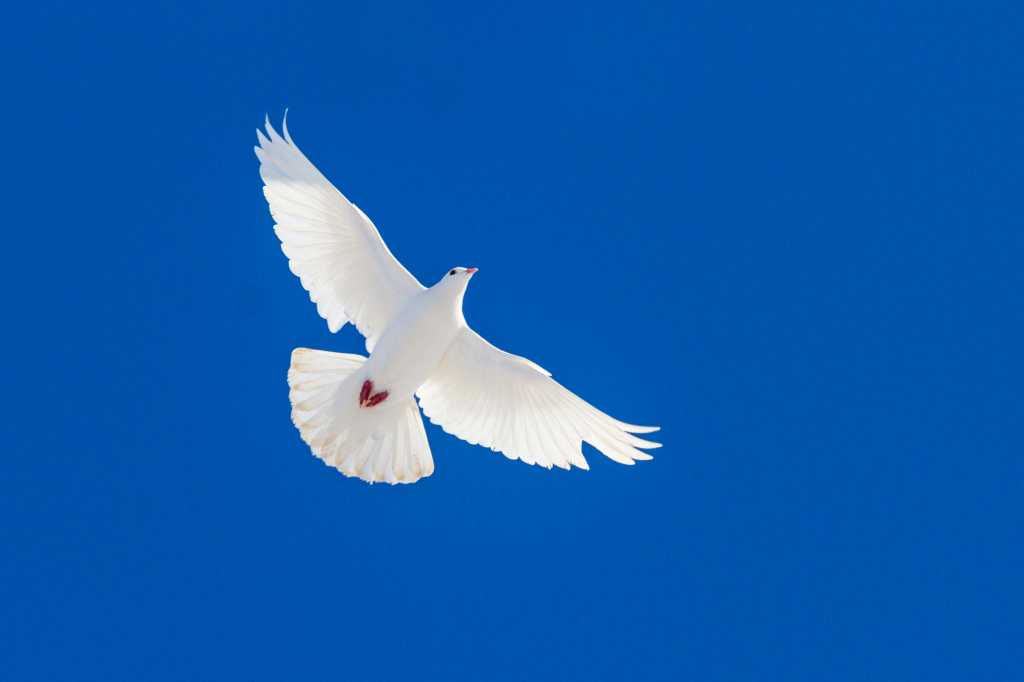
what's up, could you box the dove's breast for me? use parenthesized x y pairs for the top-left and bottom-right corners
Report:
(362, 290), (463, 400)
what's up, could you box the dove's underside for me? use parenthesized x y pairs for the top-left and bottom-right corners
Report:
(256, 116), (660, 484)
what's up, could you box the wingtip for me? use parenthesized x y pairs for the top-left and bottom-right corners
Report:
(264, 113), (283, 143)
(282, 108), (293, 143)
(632, 436), (662, 450)
(623, 423), (660, 434)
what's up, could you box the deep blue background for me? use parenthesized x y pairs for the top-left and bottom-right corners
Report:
(3, 2), (1022, 680)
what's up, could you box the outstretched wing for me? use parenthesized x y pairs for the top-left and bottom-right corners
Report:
(255, 115), (424, 351)
(417, 328), (661, 470)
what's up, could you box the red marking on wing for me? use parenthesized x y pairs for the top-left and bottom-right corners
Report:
(365, 390), (389, 407)
(359, 380), (373, 405)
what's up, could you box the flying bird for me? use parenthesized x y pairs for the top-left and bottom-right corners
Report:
(255, 116), (660, 484)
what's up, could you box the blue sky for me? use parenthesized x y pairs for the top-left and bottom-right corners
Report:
(3, 1), (1022, 680)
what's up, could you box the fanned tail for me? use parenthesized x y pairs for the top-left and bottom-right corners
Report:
(287, 348), (434, 484)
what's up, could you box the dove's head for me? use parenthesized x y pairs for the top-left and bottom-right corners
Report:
(433, 266), (478, 306)
(437, 266), (478, 287)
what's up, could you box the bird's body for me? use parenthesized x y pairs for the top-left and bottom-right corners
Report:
(362, 277), (466, 405)
(256, 115), (661, 484)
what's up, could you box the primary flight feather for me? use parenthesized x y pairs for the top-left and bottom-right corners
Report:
(256, 115), (660, 484)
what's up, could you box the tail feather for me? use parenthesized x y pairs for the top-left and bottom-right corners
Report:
(288, 348), (434, 484)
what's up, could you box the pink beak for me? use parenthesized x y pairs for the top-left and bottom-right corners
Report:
(466, 267), (478, 275)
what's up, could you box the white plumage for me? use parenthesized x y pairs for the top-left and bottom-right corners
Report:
(256, 115), (660, 484)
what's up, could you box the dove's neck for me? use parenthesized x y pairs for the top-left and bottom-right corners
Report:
(422, 280), (468, 328)
(451, 288), (468, 325)
(434, 280), (466, 325)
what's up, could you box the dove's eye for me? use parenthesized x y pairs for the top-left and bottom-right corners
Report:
(449, 269), (456, 276)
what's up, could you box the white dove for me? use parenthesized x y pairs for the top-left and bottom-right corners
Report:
(256, 116), (661, 484)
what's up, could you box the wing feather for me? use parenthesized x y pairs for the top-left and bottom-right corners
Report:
(256, 115), (424, 348)
(417, 328), (660, 470)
